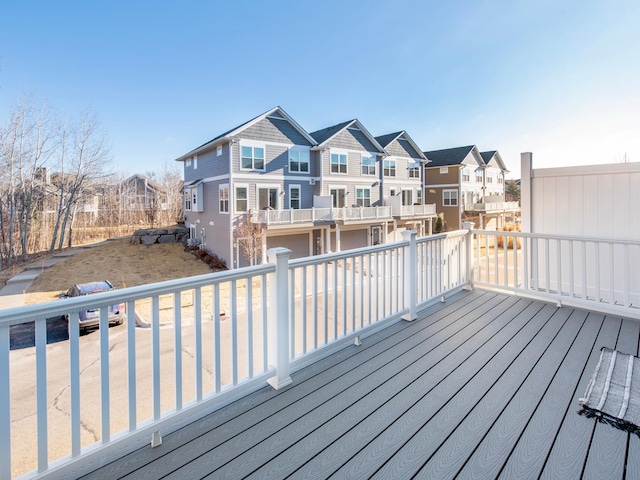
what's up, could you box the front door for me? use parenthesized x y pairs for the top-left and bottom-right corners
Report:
(371, 226), (382, 245)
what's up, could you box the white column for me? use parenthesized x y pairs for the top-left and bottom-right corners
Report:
(267, 247), (293, 389)
(402, 230), (417, 321)
(261, 229), (268, 264)
(521, 152), (533, 233)
(325, 226), (331, 253)
(462, 221), (475, 290)
(336, 224), (341, 252)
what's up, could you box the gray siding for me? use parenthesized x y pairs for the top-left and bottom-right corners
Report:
(324, 128), (378, 152)
(184, 143), (230, 182)
(340, 228), (368, 251)
(185, 181), (233, 267)
(386, 137), (421, 159)
(237, 117), (313, 146)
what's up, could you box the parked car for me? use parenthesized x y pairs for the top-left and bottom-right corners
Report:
(61, 280), (125, 333)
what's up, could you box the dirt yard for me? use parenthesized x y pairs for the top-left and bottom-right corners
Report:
(25, 238), (213, 305)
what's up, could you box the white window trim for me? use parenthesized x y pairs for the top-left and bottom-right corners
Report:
(289, 184), (301, 209)
(186, 159), (192, 167)
(383, 158), (397, 177)
(443, 189), (459, 206)
(193, 155), (198, 169)
(239, 140), (267, 171)
(255, 183), (281, 210)
(288, 146), (311, 174)
(217, 146), (222, 156)
(234, 183), (249, 213)
(329, 149), (348, 175)
(219, 183), (229, 214)
(355, 186), (371, 207)
(360, 153), (377, 176)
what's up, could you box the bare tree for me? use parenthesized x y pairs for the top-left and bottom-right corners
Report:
(0, 95), (56, 266)
(235, 214), (263, 266)
(155, 162), (183, 225)
(49, 109), (111, 251)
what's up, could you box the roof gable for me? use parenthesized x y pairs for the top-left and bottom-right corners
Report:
(310, 119), (385, 153)
(375, 131), (427, 161)
(176, 106), (316, 162)
(480, 150), (508, 171)
(423, 145), (484, 168)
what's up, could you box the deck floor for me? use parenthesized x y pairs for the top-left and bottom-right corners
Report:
(80, 289), (640, 479)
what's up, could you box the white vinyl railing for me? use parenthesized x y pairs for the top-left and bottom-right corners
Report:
(471, 201), (520, 212)
(400, 203), (437, 217)
(2, 227), (638, 478)
(0, 230), (465, 479)
(250, 206), (394, 225)
(472, 229), (640, 318)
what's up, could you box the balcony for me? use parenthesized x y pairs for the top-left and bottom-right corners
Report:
(2, 229), (639, 478)
(470, 200), (520, 213)
(250, 205), (393, 227)
(399, 203), (437, 218)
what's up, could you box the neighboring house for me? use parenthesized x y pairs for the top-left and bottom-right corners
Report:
(423, 145), (515, 230)
(374, 131), (434, 238)
(176, 107), (437, 268)
(119, 174), (168, 214)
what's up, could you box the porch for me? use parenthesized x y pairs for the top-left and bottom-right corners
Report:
(80, 289), (639, 479)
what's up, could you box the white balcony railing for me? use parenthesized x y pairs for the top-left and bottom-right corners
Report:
(1, 228), (639, 478)
(471, 201), (520, 212)
(251, 206), (393, 226)
(400, 203), (437, 217)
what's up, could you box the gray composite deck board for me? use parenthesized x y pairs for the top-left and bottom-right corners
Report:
(538, 313), (617, 480)
(117, 290), (493, 479)
(165, 294), (519, 478)
(247, 298), (536, 479)
(80, 290), (640, 480)
(582, 317), (640, 480)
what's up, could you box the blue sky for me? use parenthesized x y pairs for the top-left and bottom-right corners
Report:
(1, 0), (639, 179)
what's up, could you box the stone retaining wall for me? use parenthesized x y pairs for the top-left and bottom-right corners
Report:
(130, 227), (190, 246)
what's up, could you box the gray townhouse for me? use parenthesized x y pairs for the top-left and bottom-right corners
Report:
(423, 145), (516, 230)
(177, 106), (437, 268)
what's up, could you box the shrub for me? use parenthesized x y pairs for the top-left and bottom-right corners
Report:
(497, 222), (522, 249)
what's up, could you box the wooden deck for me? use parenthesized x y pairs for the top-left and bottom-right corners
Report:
(79, 289), (640, 479)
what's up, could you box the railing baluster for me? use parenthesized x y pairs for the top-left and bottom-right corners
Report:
(313, 264), (318, 349)
(36, 317), (48, 472)
(99, 307), (110, 446)
(151, 296), (161, 447)
(302, 265), (307, 355)
(231, 280), (238, 385)
(290, 269), (296, 359)
(569, 241), (575, 300)
(125, 303), (136, 432)
(213, 283), (221, 393)
(247, 278), (254, 378)
(174, 292), (182, 410)
(68, 314), (81, 458)
(0, 325), (10, 479)
(595, 242), (601, 301)
(194, 288), (202, 401)
(624, 244), (630, 307)
(557, 239), (563, 300)
(609, 242), (615, 305)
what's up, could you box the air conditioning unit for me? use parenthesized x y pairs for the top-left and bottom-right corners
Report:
(309, 179), (316, 185)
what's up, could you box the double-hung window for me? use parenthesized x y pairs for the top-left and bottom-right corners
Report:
(241, 145), (265, 170)
(408, 159), (420, 178)
(384, 159), (396, 177)
(356, 188), (371, 207)
(476, 170), (483, 183)
(289, 148), (310, 173)
(443, 189), (458, 206)
(219, 185), (229, 213)
(330, 152), (347, 174)
(235, 186), (248, 212)
(462, 168), (470, 182)
(290, 186), (301, 209)
(184, 191), (191, 211)
(361, 155), (376, 175)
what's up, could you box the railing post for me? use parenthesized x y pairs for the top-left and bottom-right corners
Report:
(402, 230), (417, 321)
(0, 325), (10, 480)
(267, 247), (293, 390)
(463, 222), (475, 290)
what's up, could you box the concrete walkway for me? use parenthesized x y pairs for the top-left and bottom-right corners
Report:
(0, 243), (107, 310)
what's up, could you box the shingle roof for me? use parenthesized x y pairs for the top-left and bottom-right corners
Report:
(423, 145), (477, 167)
(374, 132), (403, 148)
(309, 120), (354, 145)
(480, 150), (497, 164)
